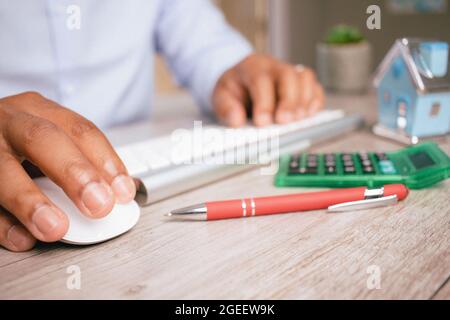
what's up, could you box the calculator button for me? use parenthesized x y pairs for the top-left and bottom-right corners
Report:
(343, 160), (354, 167)
(358, 153), (370, 160)
(363, 166), (374, 174)
(379, 160), (396, 174)
(289, 167), (317, 174)
(307, 161), (318, 168)
(325, 160), (336, 167)
(341, 154), (353, 161)
(304, 167), (318, 174)
(375, 153), (388, 161)
(289, 161), (299, 169)
(296, 167), (317, 174)
(362, 159), (372, 167)
(344, 166), (356, 174)
(326, 166), (336, 174)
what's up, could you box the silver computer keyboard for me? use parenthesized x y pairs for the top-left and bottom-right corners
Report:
(116, 109), (345, 176)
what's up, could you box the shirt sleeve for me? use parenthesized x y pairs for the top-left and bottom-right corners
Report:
(154, 0), (253, 113)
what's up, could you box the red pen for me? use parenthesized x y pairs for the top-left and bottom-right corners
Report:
(168, 184), (409, 221)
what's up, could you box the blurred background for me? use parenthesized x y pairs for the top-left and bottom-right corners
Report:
(155, 0), (450, 94)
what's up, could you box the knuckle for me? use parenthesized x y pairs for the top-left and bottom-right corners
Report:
(302, 68), (316, 81)
(21, 91), (45, 102)
(280, 64), (296, 76)
(70, 118), (100, 140)
(215, 74), (234, 92)
(249, 71), (270, 84)
(10, 189), (41, 219)
(61, 157), (95, 184)
(298, 95), (310, 107)
(22, 117), (58, 146)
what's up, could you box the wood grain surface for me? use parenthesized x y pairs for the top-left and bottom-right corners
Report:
(0, 93), (448, 299)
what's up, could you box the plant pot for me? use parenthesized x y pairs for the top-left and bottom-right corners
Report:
(316, 41), (372, 93)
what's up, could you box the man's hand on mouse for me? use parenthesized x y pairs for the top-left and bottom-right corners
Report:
(213, 53), (325, 127)
(0, 55), (324, 252)
(0, 92), (137, 252)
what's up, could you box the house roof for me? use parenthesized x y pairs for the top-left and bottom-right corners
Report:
(373, 38), (450, 93)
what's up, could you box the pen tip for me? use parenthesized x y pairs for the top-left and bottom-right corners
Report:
(165, 212), (173, 217)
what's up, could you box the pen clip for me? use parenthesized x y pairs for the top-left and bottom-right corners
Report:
(327, 195), (398, 213)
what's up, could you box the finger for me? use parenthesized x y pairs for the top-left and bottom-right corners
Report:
(213, 90), (247, 128)
(295, 69), (316, 120)
(5, 113), (115, 218)
(275, 67), (300, 124)
(213, 76), (247, 128)
(0, 153), (68, 242)
(308, 83), (325, 115)
(245, 74), (276, 127)
(0, 207), (36, 252)
(16, 94), (135, 204)
(58, 114), (135, 204)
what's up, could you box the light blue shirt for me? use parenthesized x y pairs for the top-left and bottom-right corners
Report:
(0, 0), (252, 129)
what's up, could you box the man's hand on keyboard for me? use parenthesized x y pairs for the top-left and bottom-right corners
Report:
(0, 92), (136, 252)
(213, 54), (325, 128)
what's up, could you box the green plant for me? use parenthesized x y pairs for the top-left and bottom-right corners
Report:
(325, 25), (364, 44)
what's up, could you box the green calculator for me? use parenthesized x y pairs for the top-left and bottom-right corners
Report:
(275, 142), (450, 189)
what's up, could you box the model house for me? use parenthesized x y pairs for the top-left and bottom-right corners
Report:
(373, 38), (450, 138)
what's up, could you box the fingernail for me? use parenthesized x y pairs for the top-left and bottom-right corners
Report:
(81, 182), (114, 216)
(7, 225), (35, 250)
(32, 205), (61, 235)
(111, 175), (136, 204)
(255, 113), (272, 126)
(277, 111), (294, 123)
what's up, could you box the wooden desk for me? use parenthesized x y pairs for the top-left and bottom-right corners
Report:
(1, 93), (448, 299)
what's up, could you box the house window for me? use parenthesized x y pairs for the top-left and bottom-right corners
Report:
(430, 103), (441, 117)
(398, 101), (407, 116)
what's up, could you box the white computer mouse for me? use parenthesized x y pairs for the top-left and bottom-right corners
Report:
(34, 177), (141, 245)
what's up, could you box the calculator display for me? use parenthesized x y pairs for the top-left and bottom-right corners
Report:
(409, 152), (435, 169)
